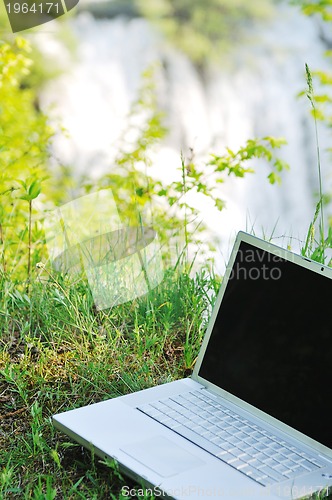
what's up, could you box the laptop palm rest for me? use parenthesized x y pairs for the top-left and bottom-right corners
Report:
(120, 436), (204, 477)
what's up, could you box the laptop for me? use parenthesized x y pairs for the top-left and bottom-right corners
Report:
(53, 231), (332, 499)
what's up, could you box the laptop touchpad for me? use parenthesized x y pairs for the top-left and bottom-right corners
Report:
(120, 436), (204, 477)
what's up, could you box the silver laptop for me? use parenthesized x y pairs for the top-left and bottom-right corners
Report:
(53, 231), (332, 499)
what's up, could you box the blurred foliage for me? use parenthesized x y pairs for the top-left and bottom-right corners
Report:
(292, 0), (332, 21)
(20, 42), (62, 91)
(0, 39), (289, 282)
(92, 66), (289, 264)
(0, 26), (289, 284)
(78, 0), (274, 67)
(295, 0), (332, 262)
(296, 2), (332, 158)
(301, 60), (332, 130)
(295, 0), (332, 126)
(134, 0), (273, 67)
(209, 137), (289, 186)
(0, 2), (72, 90)
(0, 37), (54, 280)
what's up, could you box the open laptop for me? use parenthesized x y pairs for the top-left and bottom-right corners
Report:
(53, 231), (332, 499)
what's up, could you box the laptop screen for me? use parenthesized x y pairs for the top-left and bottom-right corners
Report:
(198, 240), (332, 449)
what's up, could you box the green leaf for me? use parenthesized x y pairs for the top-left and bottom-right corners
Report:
(274, 158), (290, 172)
(267, 172), (281, 185)
(28, 180), (41, 199)
(215, 198), (225, 211)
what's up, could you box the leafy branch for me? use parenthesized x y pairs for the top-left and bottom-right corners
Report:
(302, 64), (326, 262)
(209, 136), (289, 186)
(17, 178), (42, 290)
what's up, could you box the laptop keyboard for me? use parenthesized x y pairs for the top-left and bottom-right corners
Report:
(137, 390), (324, 487)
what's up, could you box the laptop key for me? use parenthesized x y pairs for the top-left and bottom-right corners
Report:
(211, 437), (227, 447)
(270, 453), (286, 462)
(216, 430), (231, 439)
(228, 447), (244, 458)
(236, 462), (249, 471)
(232, 430), (247, 440)
(166, 410), (181, 419)
(226, 435), (241, 445)
(257, 465), (284, 482)
(251, 431), (264, 440)
(273, 463), (292, 474)
(260, 437), (274, 446)
(252, 451), (268, 461)
(288, 452), (302, 462)
(156, 415), (173, 425)
(174, 425), (221, 455)
(241, 425), (254, 434)
(223, 416), (235, 425)
(209, 416), (222, 424)
(217, 451), (237, 463)
(219, 442), (237, 453)
(263, 458), (279, 468)
(244, 436), (259, 446)
(310, 457), (325, 467)
(238, 452), (252, 462)
(150, 402), (167, 411)
(190, 424), (207, 434)
(280, 447), (294, 457)
(281, 459), (297, 469)
(210, 423), (225, 433)
(259, 476), (275, 487)
(166, 420), (183, 430)
(232, 421), (244, 429)
(201, 431), (216, 440)
(295, 464), (313, 474)
(286, 466), (309, 479)
(174, 415), (189, 425)
(245, 469), (268, 484)
(270, 442), (282, 451)
(143, 408), (161, 419)
(190, 415), (206, 425)
(299, 452), (323, 464)
(247, 458), (260, 468)
(299, 459), (317, 471)
(237, 442), (252, 453)
(229, 458), (247, 469)
(253, 443), (268, 452)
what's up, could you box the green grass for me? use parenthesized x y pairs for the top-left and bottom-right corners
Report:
(1, 252), (331, 499)
(0, 264), (221, 498)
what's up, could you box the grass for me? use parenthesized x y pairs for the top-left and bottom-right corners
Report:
(0, 263), (220, 498)
(1, 258), (331, 500)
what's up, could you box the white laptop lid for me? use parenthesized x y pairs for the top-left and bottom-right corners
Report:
(193, 232), (332, 456)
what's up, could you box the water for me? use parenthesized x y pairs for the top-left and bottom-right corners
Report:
(39, 2), (332, 269)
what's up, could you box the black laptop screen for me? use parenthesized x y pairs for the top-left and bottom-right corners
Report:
(198, 241), (332, 449)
